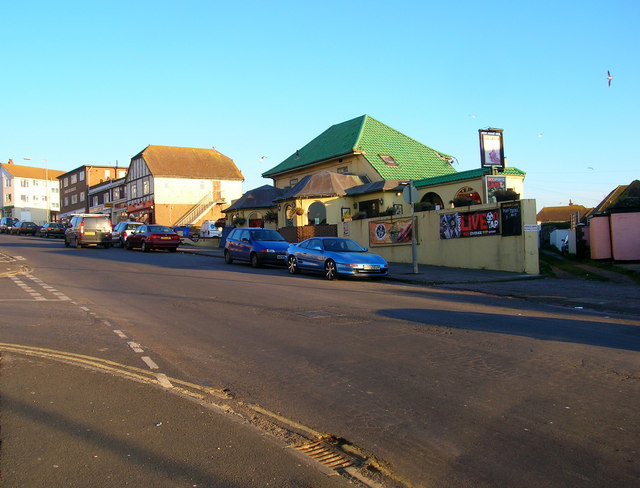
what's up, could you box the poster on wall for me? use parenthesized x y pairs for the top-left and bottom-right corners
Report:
(485, 175), (506, 202)
(369, 219), (413, 245)
(500, 201), (522, 236)
(440, 209), (500, 239)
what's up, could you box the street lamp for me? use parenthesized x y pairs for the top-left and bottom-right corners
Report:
(23, 157), (49, 222)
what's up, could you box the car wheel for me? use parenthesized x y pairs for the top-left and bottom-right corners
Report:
(324, 259), (337, 280)
(224, 250), (233, 264)
(74, 238), (81, 249)
(126, 239), (133, 250)
(119, 237), (125, 248)
(168, 247), (177, 252)
(250, 253), (260, 268)
(287, 255), (300, 274)
(141, 240), (149, 252)
(64, 238), (70, 247)
(103, 242), (110, 249)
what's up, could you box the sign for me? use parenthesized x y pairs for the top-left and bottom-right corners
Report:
(369, 219), (413, 245)
(500, 201), (522, 236)
(440, 209), (500, 239)
(485, 175), (506, 202)
(402, 184), (418, 204)
(479, 129), (505, 170)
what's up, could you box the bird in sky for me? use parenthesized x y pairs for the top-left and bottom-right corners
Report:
(259, 156), (267, 163)
(607, 70), (613, 87)
(537, 133), (543, 138)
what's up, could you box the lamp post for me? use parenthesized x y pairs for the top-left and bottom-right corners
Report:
(23, 157), (49, 222)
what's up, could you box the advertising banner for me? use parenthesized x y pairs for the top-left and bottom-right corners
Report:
(485, 175), (506, 201)
(440, 209), (500, 239)
(369, 219), (413, 245)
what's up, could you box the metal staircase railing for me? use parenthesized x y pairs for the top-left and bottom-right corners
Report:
(173, 191), (222, 227)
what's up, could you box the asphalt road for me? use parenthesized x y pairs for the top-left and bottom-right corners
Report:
(2, 235), (640, 488)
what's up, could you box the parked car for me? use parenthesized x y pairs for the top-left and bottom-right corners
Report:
(13, 221), (40, 236)
(111, 221), (144, 247)
(0, 217), (18, 234)
(125, 224), (180, 252)
(286, 237), (389, 280)
(39, 222), (66, 238)
(64, 214), (112, 248)
(224, 227), (289, 267)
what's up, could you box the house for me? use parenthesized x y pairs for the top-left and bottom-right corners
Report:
(222, 185), (285, 228)
(88, 177), (127, 223)
(58, 165), (128, 220)
(124, 145), (243, 226)
(536, 202), (592, 248)
(0, 160), (65, 224)
(588, 180), (640, 261)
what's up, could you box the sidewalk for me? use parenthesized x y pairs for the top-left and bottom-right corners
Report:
(177, 243), (640, 316)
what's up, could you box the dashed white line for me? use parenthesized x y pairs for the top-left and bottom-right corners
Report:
(113, 330), (127, 339)
(141, 356), (159, 370)
(156, 373), (173, 388)
(127, 341), (144, 353)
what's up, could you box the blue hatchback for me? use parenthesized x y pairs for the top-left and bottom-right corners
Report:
(224, 227), (289, 267)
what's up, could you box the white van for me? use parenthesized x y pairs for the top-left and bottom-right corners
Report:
(200, 221), (222, 238)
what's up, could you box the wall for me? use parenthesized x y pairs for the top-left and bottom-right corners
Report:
(589, 215), (612, 259)
(611, 211), (640, 260)
(271, 155), (378, 189)
(339, 199), (539, 274)
(550, 228), (569, 252)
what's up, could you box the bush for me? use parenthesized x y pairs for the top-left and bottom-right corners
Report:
(451, 196), (478, 208)
(492, 189), (520, 202)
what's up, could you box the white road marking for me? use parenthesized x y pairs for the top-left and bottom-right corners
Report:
(127, 341), (144, 353)
(141, 356), (159, 370)
(113, 330), (127, 339)
(156, 374), (173, 388)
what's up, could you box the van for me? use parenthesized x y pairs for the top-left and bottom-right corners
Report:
(64, 214), (112, 248)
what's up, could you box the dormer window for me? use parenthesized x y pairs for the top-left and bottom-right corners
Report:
(379, 155), (398, 167)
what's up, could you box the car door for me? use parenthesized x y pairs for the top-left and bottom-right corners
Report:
(236, 229), (252, 261)
(299, 238), (324, 271)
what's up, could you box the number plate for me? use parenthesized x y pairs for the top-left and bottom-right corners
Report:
(363, 265), (380, 270)
(277, 255), (285, 260)
(160, 237), (171, 240)
(84, 231), (95, 235)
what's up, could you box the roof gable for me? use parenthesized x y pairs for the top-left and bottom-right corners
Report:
(136, 145), (243, 180)
(276, 171), (364, 201)
(262, 115), (457, 181)
(223, 185), (285, 212)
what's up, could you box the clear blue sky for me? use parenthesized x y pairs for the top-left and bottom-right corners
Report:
(2, 1), (637, 210)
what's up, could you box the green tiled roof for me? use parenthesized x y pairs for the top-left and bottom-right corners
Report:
(262, 115), (457, 181)
(414, 167), (526, 188)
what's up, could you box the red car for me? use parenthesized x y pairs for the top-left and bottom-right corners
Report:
(125, 224), (180, 252)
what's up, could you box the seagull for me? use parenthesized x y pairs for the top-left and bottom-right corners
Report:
(259, 156), (267, 163)
(537, 133), (543, 138)
(607, 70), (613, 87)
(587, 166), (594, 170)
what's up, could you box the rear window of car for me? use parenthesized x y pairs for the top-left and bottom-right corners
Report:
(82, 217), (111, 229)
(250, 229), (285, 241)
(126, 223), (142, 230)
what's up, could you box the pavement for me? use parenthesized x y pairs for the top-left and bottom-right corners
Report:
(2, 244), (639, 487)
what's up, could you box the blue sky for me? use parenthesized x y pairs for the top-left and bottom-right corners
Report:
(2, 1), (637, 210)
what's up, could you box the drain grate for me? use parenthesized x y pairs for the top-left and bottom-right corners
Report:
(296, 441), (355, 469)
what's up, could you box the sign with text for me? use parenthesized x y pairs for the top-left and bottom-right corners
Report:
(440, 209), (500, 239)
(369, 219), (413, 245)
(485, 175), (506, 202)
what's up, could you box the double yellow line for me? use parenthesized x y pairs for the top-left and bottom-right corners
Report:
(0, 343), (229, 402)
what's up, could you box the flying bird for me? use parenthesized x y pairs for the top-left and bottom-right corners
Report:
(607, 70), (613, 87)
(259, 156), (267, 163)
(537, 133), (543, 138)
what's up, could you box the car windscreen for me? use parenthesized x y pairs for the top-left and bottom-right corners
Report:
(250, 229), (285, 241)
(323, 239), (365, 252)
(148, 225), (173, 233)
(126, 223), (142, 230)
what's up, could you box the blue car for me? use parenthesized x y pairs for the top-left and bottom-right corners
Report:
(224, 227), (289, 267)
(286, 237), (388, 280)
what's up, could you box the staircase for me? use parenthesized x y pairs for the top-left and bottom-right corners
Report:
(173, 192), (224, 227)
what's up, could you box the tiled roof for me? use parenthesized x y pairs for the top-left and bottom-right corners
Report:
(536, 205), (591, 223)
(223, 185), (284, 212)
(275, 171), (364, 201)
(135, 145), (243, 180)
(414, 167), (526, 188)
(345, 180), (407, 196)
(262, 115), (457, 181)
(1, 162), (65, 181)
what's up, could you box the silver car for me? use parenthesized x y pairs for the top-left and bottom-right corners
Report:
(111, 221), (144, 247)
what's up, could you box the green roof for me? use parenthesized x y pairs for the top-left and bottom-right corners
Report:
(414, 167), (526, 188)
(262, 115), (457, 181)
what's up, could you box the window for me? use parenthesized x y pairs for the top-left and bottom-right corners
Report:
(289, 178), (298, 186)
(33, 179), (39, 186)
(92, 196), (99, 206)
(104, 170), (110, 179)
(71, 174), (77, 184)
(337, 166), (348, 174)
(33, 195), (39, 201)
(21, 180), (29, 187)
(143, 178), (150, 195)
(131, 184), (137, 198)
(5, 178), (11, 187)
(21, 195), (29, 202)
(71, 195), (78, 204)
(5, 194), (11, 203)
(307, 201), (327, 225)
(63, 178), (68, 187)
(51, 187), (59, 194)
(80, 192), (85, 202)
(79, 171), (85, 181)
(379, 155), (398, 167)
(64, 197), (69, 206)
(113, 188), (120, 200)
